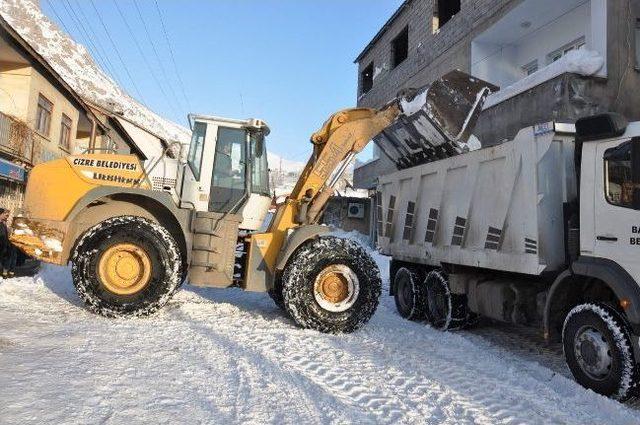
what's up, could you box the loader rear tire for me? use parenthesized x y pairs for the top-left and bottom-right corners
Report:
(282, 236), (381, 334)
(71, 216), (182, 317)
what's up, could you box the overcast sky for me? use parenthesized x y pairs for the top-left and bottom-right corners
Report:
(40, 0), (404, 162)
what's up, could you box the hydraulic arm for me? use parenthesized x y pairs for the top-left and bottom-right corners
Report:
(252, 70), (495, 278)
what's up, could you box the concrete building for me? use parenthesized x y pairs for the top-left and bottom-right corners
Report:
(354, 0), (640, 189)
(0, 10), (180, 212)
(0, 14), (110, 212)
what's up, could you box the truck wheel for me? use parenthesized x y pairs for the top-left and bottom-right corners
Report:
(393, 267), (426, 320)
(71, 216), (182, 317)
(282, 236), (381, 334)
(562, 303), (637, 400)
(424, 269), (469, 330)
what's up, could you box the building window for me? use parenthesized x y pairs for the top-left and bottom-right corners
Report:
(36, 94), (52, 136)
(391, 26), (409, 68)
(547, 36), (586, 64)
(59, 114), (72, 151)
(361, 62), (374, 95)
(433, 0), (461, 32)
(521, 60), (539, 76)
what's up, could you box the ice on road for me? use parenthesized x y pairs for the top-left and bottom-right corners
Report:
(2, 255), (640, 425)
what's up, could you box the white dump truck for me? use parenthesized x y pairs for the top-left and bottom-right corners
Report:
(378, 112), (640, 399)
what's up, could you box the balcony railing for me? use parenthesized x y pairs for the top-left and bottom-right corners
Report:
(0, 111), (64, 166)
(0, 111), (36, 164)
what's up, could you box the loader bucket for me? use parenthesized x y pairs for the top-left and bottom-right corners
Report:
(374, 70), (497, 169)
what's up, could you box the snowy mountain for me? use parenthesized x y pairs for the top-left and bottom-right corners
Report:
(266, 152), (306, 174)
(0, 0), (190, 143)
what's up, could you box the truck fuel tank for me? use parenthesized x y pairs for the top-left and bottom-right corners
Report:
(375, 70), (497, 169)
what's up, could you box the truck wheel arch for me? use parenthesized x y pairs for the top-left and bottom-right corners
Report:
(544, 257), (640, 340)
(65, 188), (191, 268)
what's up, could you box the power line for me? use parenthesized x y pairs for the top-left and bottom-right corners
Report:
(111, 0), (182, 119)
(71, 0), (125, 86)
(57, 0), (120, 84)
(43, 0), (72, 36)
(87, 0), (147, 104)
(132, 0), (185, 114)
(153, 0), (192, 112)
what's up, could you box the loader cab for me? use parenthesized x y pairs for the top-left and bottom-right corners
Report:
(181, 115), (271, 231)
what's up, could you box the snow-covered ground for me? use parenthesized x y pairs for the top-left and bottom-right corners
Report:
(2, 247), (640, 424)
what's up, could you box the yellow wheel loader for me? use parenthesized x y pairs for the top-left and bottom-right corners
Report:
(10, 71), (493, 333)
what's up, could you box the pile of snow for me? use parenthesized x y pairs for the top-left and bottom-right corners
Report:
(0, 0), (190, 144)
(2, 254), (640, 423)
(484, 49), (604, 109)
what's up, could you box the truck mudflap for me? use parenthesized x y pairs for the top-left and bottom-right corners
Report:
(9, 216), (68, 265)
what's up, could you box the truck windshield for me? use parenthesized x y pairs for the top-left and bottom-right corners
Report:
(251, 134), (270, 196)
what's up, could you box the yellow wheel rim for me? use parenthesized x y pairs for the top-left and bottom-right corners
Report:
(98, 243), (152, 295)
(317, 269), (350, 304)
(313, 264), (360, 313)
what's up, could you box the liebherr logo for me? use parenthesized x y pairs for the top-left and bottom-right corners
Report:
(92, 172), (141, 186)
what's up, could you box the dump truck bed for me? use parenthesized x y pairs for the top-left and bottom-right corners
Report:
(377, 123), (577, 276)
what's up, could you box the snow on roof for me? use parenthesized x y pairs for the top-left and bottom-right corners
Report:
(0, 0), (191, 144)
(483, 49), (604, 110)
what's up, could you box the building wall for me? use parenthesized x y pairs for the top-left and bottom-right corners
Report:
(356, 0), (519, 109)
(322, 197), (371, 235)
(26, 64), (80, 157)
(0, 61), (32, 120)
(354, 0), (640, 188)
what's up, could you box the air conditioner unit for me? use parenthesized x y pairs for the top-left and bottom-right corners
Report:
(347, 202), (365, 219)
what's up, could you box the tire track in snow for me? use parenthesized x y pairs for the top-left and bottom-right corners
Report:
(2, 266), (640, 424)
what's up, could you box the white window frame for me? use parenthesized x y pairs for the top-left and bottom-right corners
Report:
(521, 60), (539, 76)
(547, 36), (586, 65)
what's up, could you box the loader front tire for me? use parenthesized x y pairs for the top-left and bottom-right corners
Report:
(282, 236), (381, 334)
(268, 275), (287, 312)
(71, 216), (182, 317)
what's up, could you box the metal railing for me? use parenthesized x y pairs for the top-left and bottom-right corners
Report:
(0, 111), (66, 165)
(0, 111), (35, 164)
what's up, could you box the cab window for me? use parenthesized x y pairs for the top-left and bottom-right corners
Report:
(251, 134), (270, 196)
(187, 122), (207, 180)
(209, 127), (246, 212)
(604, 140), (640, 209)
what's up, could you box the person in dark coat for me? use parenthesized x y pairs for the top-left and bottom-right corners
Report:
(0, 208), (17, 278)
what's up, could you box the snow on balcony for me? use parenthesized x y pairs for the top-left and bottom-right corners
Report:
(472, 0), (607, 107)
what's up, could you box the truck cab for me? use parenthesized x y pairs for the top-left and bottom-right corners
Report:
(382, 112), (640, 400)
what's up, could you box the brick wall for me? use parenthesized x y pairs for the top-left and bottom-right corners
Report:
(356, 0), (519, 108)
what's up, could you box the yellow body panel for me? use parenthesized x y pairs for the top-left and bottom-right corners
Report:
(11, 154), (149, 264)
(22, 154), (149, 221)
